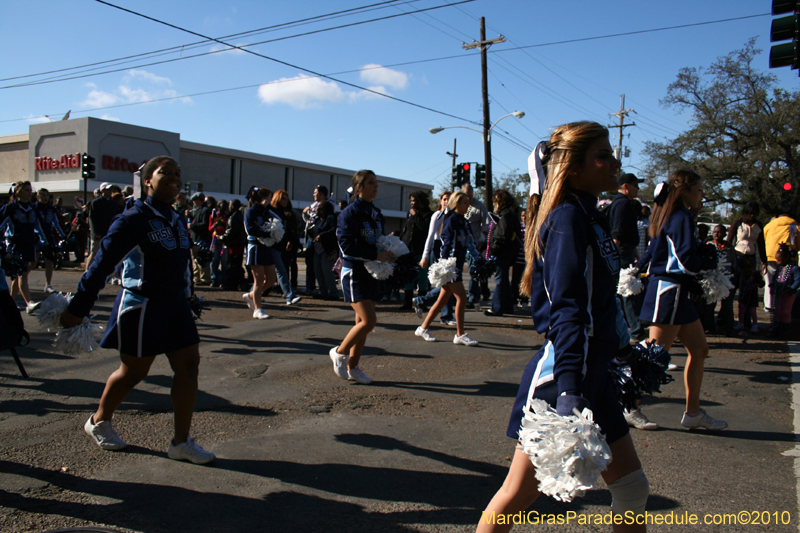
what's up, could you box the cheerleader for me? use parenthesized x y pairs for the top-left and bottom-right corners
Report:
(60, 156), (214, 464)
(414, 191), (480, 346)
(478, 122), (648, 533)
(329, 170), (393, 385)
(0, 181), (47, 314)
(243, 188), (278, 320)
(415, 191), (455, 324)
(639, 170), (725, 430)
(35, 188), (66, 294)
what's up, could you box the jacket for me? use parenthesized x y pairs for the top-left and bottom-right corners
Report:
(400, 209), (432, 256)
(0, 201), (47, 249)
(337, 196), (383, 269)
(644, 204), (716, 281)
(440, 211), (480, 263)
(488, 207), (522, 263)
(607, 193), (639, 249)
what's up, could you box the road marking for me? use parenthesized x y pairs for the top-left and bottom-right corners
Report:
(781, 341), (800, 533)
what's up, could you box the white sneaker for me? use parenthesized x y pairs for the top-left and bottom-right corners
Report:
(453, 333), (478, 346)
(681, 409), (727, 430)
(167, 436), (215, 464)
(286, 296), (302, 305)
(667, 363), (678, 371)
(440, 319), (457, 326)
(624, 408), (659, 430)
(329, 346), (349, 380)
(84, 415), (127, 450)
(44, 285), (56, 294)
(415, 327), (436, 342)
(348, 366), (372, 384)
(242, 292), (255, 310)
(26, 301), (41, 315)
(253, 308), (270, 319)
(750, 324), (759, 334)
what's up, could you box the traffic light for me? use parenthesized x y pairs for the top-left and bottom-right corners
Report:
(460, 162), (471, 187)
(474, 164), (486, 188)
(81, 153), (96, 180)
(451, 165), (461, 189)
(770, 0), (799, 72)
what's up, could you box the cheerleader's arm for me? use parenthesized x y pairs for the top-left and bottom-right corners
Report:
(244, 208), (270, 238)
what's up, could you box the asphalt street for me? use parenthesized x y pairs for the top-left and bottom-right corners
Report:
(0, 266), (798, 532)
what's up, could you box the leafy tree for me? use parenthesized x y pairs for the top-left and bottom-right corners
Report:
(642, 39), (800, 219)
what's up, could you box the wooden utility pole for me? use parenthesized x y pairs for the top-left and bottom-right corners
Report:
(463, 17), (504, 212)
(608, 94), (635, 174)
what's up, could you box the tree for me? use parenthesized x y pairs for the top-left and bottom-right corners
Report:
(642, 40), (800, 219)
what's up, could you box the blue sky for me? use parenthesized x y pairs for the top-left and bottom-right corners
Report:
(1, 0), (796, 193)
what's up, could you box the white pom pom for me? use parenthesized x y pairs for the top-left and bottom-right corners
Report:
(517, 399), (612, 502)
(365, 260), (395, 280)
(377, 235), (410, 257)
(37, 292), (72, 331)
(53, 317), (103, 355)
(617, 267), (644, 297)
(428, 257), (459, 288)
(257, 218), (285, 247)
(699, 269), (734, 303)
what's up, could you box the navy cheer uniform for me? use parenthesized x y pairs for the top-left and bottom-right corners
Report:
(337, 196), (384, 303)
(507, 190), (629, 445)
(36, 203), (66, 245)
(639, 205), (716, 325)
(0, 201), (47, 264)
(244, 204), (276, 267)
(439, 212), (480, 283)
(67, 197), (198, 358)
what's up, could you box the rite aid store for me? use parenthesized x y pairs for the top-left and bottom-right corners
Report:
(0, 117), (431, 230)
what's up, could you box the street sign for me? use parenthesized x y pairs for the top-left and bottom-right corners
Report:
(75, 196), (84, 209)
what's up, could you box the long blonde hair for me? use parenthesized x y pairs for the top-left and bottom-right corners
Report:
(519, 121), (609, 297)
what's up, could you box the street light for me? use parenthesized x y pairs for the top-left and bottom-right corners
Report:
(429, 110), (524, 210)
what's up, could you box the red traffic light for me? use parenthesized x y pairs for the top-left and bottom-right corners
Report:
(783, 182), (793, 191)
(462, 163), (470, 171)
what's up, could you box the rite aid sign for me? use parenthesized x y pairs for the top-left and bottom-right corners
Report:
(35, 153), (81, 170)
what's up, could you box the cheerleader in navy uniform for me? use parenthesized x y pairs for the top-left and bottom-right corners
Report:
(478, 122), (648, 533)
(329, 170), (393, 385)
(640, 171), (725, 430)
(0, 181), (47, 314)
(59, 156), (214, 464)
(414, 190), (480, 345)
(35, 188), (66, 294)
(243, 187), (278, 320)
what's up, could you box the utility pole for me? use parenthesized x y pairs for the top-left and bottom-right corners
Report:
(463, 17), (504, 212)
(608, 94), (635, 174)
(446, 138), (458, 169)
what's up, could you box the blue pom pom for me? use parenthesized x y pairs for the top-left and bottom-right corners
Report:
(629, 340), (674, 395)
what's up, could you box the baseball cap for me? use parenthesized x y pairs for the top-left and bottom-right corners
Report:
(617, 173), (643, 186)
(100, 182), (114, 191)
(191, 192), (205, 201)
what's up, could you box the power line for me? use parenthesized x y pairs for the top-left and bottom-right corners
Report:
(92, 0), (477, 125)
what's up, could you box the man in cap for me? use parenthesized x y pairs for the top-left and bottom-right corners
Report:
(85, 182), (118, 270)
(189, 191), (212, 286)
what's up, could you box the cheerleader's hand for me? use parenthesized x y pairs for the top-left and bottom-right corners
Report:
(419, 257), (430, 269)
(377, 250), (394, 263)
(60, 310), (82, 329)
(556, 392), (589, 417)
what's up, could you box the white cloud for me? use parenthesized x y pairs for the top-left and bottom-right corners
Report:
(258, 75), (349, 109)
(359, 64), (408, 90)
(79, 70), (192, 109)
(24, 114), (51, 124)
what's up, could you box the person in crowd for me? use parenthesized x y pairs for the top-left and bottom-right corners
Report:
(67, 211), (89, 263)
(637, 203), (651, 259)
(461, 184), (490, 307)
(763, 206), (799, 314)
(640, 170), (725, 430)
(111, 192), (126, 212)
(189, 192), (213, 286)
(273, 190), (301, 293)
(310, 200), (339, 300)
(174, 192), (190, 218)
(302, 185), (328, 295)
(767, 243), (799, 339)
(0, 181), (47, 313)
(608, 172), (646, 342)
(267, 190), (301, 305)
(399, 190), (432, 310)
(221, 199), (247, 291)
(478, 121), (648, 533)
(209, 199), (229, 288)
(725, 201), (767, 333)
(329, 171), (393, 385)
(712, 224), (738, 333)
(243, 188), (278, 319)
(485, 189), (522, 317)
(511, 209), (529, 309)
(85, 183), (118, 270)
(414, 191), (480, 346)
(60, 156), (215, 464)
(35, 188), (66, 293)
(415, 191), (456, 325)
